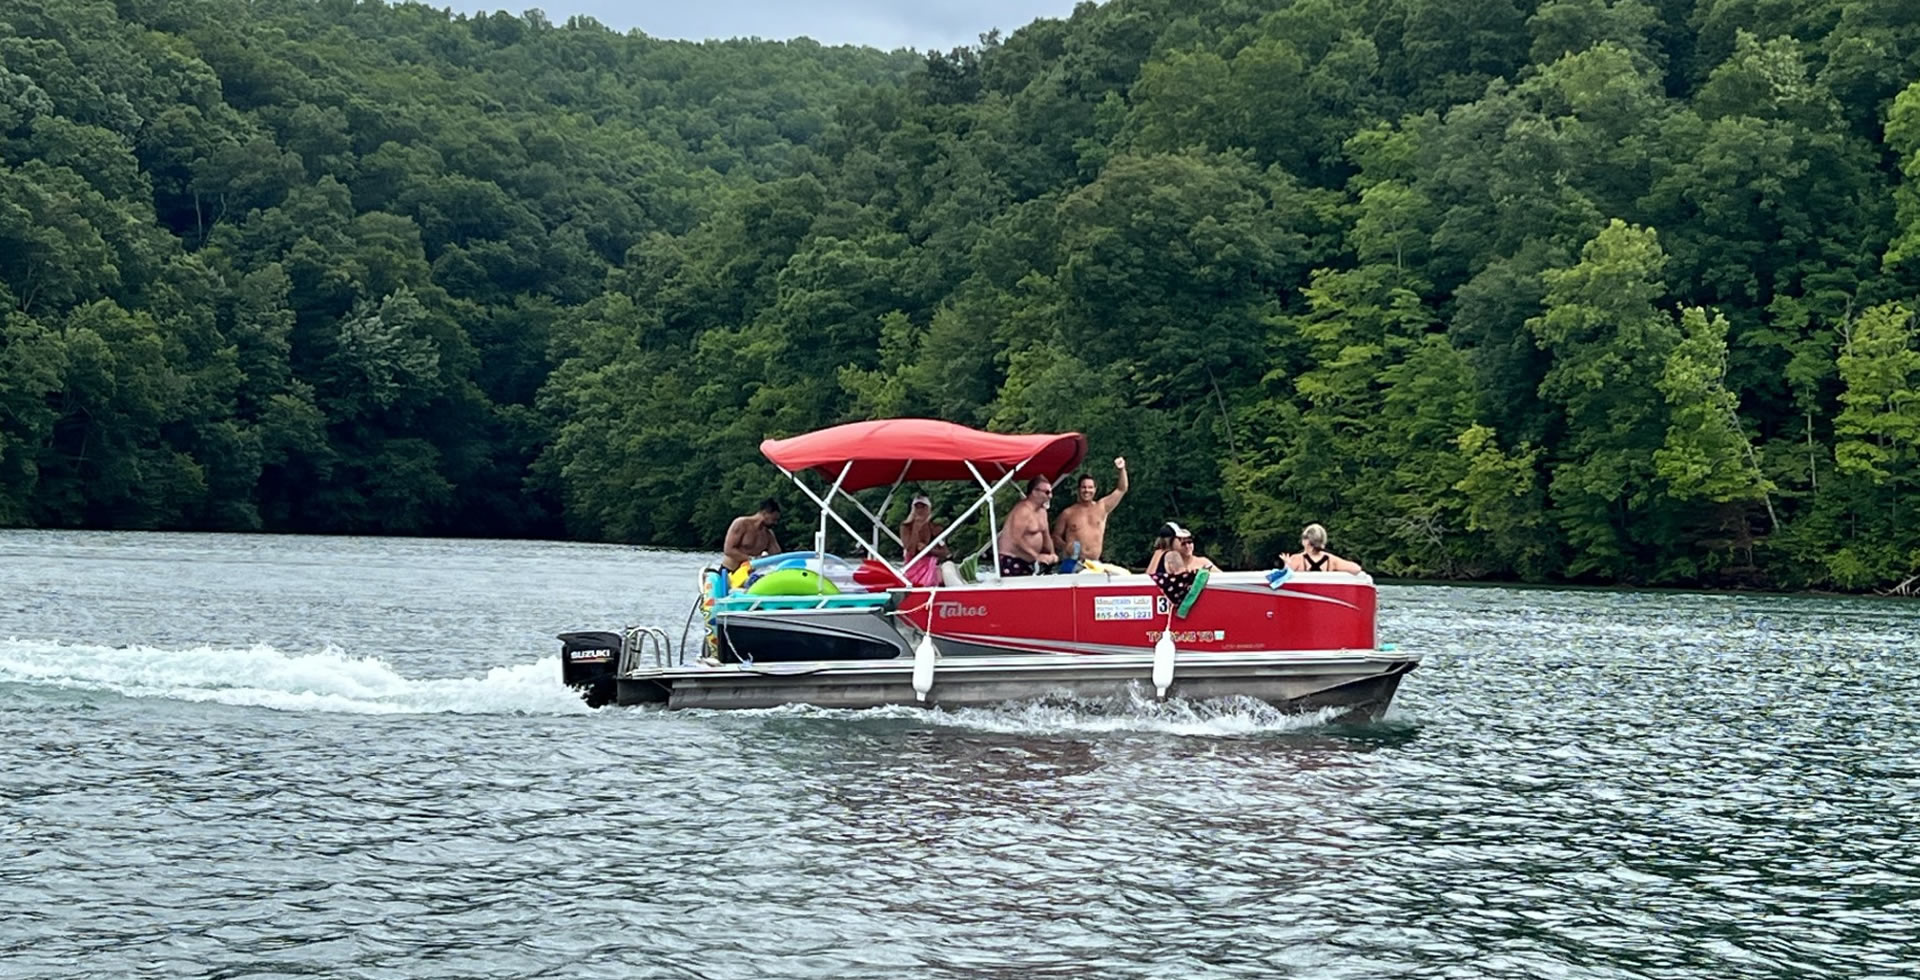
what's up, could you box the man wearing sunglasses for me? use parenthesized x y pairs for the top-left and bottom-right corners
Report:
(995, 477), (1059, 577)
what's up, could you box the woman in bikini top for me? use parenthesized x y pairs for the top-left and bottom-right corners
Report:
(1147, 522), (1217, 605)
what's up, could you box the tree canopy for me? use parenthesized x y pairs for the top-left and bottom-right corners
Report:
(4, 0), (1920, 591)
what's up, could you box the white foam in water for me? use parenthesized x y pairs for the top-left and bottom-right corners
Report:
(711, 689), (1348, 737)
(0, 637), (592, 716)
(938, 695), (1348, 737)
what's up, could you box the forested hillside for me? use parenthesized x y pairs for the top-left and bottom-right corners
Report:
(4, 0), (1920, 590)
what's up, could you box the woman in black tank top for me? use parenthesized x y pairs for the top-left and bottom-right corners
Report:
(1281, 523), (1363, 574)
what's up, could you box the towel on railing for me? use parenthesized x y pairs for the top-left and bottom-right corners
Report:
(904, 555), (941, 586)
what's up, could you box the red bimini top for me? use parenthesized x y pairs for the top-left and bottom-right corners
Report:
(760, 419), (1088, 492)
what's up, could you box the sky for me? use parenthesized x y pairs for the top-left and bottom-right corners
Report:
(441, 0), (1087, 51)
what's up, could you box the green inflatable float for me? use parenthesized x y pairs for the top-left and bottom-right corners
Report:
(745, 567), (841, 596)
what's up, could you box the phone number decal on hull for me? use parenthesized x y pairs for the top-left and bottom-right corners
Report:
(1093, 595), (1155, 621)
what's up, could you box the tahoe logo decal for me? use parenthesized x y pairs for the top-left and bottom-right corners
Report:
(933, 601), (988, 618)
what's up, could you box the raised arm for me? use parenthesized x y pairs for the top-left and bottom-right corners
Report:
(1102, 457), (1129, 513)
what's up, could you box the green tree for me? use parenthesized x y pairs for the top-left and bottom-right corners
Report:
(1653, 306), (1776, 578)
(1452, 424), (1551, 577)
(1886, 78), (1920, 277)
(0, 311), (67, 524)
(1828, 303), (1920, 587)
(1529, 219), (1680, 579)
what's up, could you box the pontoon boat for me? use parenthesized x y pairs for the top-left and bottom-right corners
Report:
(558, 419), (1418, 719)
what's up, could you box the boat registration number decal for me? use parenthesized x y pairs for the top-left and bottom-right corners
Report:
(1148, 630), (1228, 643)
(1093, 596), (1155, 621)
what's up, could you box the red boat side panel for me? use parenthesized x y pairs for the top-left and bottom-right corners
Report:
(902, 586), (1077, 650)
(899, 575), (1376, 655)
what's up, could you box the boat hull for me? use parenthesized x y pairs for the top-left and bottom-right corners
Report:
(615, 650), (1415, 721)
(568, 571), (1416, 720)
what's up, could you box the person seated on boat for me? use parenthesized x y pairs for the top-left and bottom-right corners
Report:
(995, 477), (1058, 577)
(722, 499), (782, 573)
(1052, 456), (1129, 565)
(1279, 523), (1363, 574)
(1146, 522), (1218, 578)
(1146, 522), (1217, 611)
(899, 493), (947, 587)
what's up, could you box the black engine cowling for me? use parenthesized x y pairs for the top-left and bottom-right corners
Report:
(558, 630), (622, 708)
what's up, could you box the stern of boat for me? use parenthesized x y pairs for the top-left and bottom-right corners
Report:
(558, 630), (622, 708)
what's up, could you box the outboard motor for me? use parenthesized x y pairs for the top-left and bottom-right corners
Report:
(558, 630), (623, 708)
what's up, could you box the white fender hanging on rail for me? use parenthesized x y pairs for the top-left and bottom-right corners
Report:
(912, 589), (938, 702)
(1152, 617), (1176, 700)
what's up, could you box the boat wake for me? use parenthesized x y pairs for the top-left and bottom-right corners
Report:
(936, 694), (1352, 737)
(0, 637), (591, 716)
(693, 691), (1367, 738)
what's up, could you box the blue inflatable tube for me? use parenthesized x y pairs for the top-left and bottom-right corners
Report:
(749, 551), (828, 570)
(748, 545), (848, 568)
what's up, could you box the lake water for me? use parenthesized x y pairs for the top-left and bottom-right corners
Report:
(1, 531), (1915, 978)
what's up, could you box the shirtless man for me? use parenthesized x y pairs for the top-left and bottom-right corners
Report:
(1053, 457), (1129, 561)
(995, 478), (1058, 576)
(722, 499), (782, 572)
(899, 494), (948, 563)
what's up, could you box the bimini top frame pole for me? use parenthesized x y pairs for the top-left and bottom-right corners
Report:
(965, 460), (1007, 577)
(780, 461), (905, 571)
(774, 452), (1037, 583)
(826, 460), (853, 561)
(845, 460), (913, 559)
(759, 420), (1084, 582)
(901, 457), (1026, 574)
